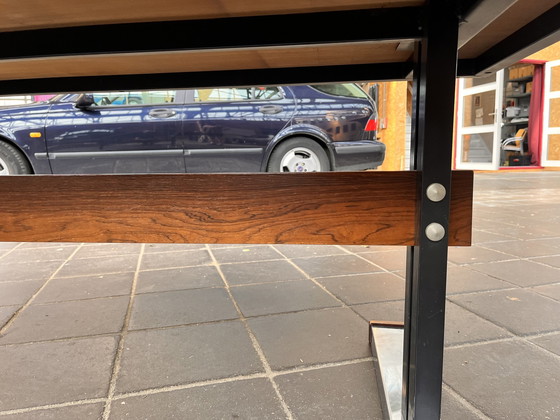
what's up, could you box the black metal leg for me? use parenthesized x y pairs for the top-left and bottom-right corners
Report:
(403, 1), (459, 419)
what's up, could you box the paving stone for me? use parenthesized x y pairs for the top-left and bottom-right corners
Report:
(0, 280), (44, 306)
(292, 255), (381, 278)
(0, 337), (117, 411)
(351, 301), (405, 323)
(0, 242), (18, 250)
(1, 404), (104, 419)
(447, 246), (513, 265)
(34, 273), (133, 303)
(530, 332), (560, 357)
(136, 266), (223, 293)
(110, 379), (285, 419)
(471, 229), (516, 244)
(450, 289), (560, 336)
(359, 249), (406, 272)
(0, 246), (78, 264)
(274, 244), (346, 258)
(480, 240), (560, 258)
(230, 280), (339, 317)
(0, 297), (129, 344)
(16, 243), (75, 249)
(342, 245), (402, 253)
(530, 255), (560, 269)
(469, 259), (560, 287)
(116, 321), (263, 393)
(74, 243), (142, 258)
(276, 362), (383, 419)
(446, 266), (515, 295)
(0, 305), (18, 326)
(56, 255), (138, 278)
(221, 260), (306, 286)
(444, 340), (560, 420)
(129, 288), (238, 330)
(247, 308), (370, 370)
(441, 388), (483, 420)
(0, 261), (62, 283)
(211, 246), (282, 263)
(317, 272), (405, 305)
(144, 243), (207, 253)
(444, 302), (512, 346)
(532, 283), (560, 301)
(140, 249), (212, 270)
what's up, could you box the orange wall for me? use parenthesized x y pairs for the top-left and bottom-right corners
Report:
(526, 41), (560, 62)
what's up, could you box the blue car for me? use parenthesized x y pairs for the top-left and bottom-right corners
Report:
(0, 84), (385, 175)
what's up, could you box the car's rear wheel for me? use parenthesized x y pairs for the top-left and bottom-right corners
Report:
(267, 138), (330, 172)
(0, 141), (32, 175)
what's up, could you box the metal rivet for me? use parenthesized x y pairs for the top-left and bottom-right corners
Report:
(425, 223), (445, 242)
(426, 183), (446, 202)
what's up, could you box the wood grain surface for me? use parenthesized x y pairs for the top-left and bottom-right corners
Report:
(0, 171), (472, 246)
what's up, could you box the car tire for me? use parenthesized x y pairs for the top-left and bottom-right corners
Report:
(267, 138), (330, 172)
(0, 141), (32, 175)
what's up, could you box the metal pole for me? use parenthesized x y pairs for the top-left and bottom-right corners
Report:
(403, 1), (459, 418)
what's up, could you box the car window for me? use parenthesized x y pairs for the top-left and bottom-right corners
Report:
(193, 87), (282, 102)
(91, 90), (177, 106)
(310, 83), (369, 99)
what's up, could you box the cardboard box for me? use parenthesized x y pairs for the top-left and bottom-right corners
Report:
(526, 81), (533, 93)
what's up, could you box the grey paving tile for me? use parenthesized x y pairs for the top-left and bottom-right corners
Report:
(274, 244), (346, 258)
(56, 255), (138, 278)
(444, 302), (512, 346)
(530, 332), (560, 357)
(0, 242), (18, 251)
(136, 266), (223, 293)
(0, 246), (78, 264)
(74, 243), (142, 258)
(0, 261), (62, 283)
(342, 245), (402, 253)
(471, 229), (516, 244)
(359, 249), (406, 272)
(469, 260), (560, 287)
(526, 237), (560, 250)
(351, 301), (404, 323)
(110, 379), (285, 420)
(0, 297), (128, 344)
(530, 255), (560, 269)
(441, 389), (481, 420)
(276, 362), (383, 420)
(292, 255), (381, 278)
(140, 249), (212, 270)
(446, 265), (515, 295)
(230, 281), (339, 317)
(317, 272), (405, 305)
(450, 289), (560, 336)
(247, 308), (370, 369)
(0, 305), (18, 326)
(116, 321), (263, 393)
(144, 243), (207, 253)
(16, 243), (75, 249)
(221, 260), (306, 286)
(1, 404), (104, 419)
(0, 337), (117, 411)
(0, 280), (44, 306)
(34, 273), (133, 303)
(480, 240), (560, 258)
(447, 245), (513, 265)
(129, 288), (238, 330)
(444, 340), (560, 420)
(211, 246), (282, 263)
(532, 283), (560, 301)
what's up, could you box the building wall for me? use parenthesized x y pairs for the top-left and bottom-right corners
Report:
(526, 41), (560, 62)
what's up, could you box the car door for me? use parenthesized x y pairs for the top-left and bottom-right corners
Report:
(182, 86), (296, 172)
(44, 90), (185, 174)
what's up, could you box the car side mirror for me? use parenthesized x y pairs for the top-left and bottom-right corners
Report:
(75, 94), (96, 109)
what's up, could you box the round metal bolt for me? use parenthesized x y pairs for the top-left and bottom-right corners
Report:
(426, 183), (446, 202)
(425, 223), (445, 242)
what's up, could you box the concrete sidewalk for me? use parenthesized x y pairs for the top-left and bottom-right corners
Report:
(0, 171), (559, 419)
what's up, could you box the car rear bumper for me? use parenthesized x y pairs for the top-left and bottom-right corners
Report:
(330, 140), (386, 171)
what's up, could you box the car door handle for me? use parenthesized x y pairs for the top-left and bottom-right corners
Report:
(259, 105), (283, 114)
(149, 109), (176, 118)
